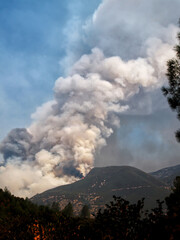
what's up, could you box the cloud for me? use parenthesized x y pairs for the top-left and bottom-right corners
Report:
(0, 157), (77, 197)
(0, 0), (180, 197)
(96, 109), (180, 172)
(0, 128), (33, 161)
(84, 0), (180, 59)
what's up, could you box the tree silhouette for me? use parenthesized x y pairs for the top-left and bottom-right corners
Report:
(164, 176), (180, 239)
(94, 196), (145, 239)
(51, 201), (60, 212)
(1, 183), (180, 239)
(162, 20), (180, 142)
(80, 205), (90, 218)
(166, 176), (180, 217)
(62, 202), (74, 218)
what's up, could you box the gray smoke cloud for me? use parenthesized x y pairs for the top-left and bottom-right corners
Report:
(84, 0), (179, 58)
(0, 0), (180, 197)
(0, 129), (32, 161)
(95, 109), (180, 172)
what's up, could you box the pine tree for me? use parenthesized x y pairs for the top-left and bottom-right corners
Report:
(80, 205), (90, 218)
(165, 176), (180, 217)
(162, 20), (180, 142)
(62, 202), (74, 218)
(51, 201), (60, 212)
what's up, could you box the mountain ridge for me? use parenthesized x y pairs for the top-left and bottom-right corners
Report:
(149, 164), (180, 186)
(31, 165), (172, 214)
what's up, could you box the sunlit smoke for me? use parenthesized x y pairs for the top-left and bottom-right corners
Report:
(0, 0), (179, 197)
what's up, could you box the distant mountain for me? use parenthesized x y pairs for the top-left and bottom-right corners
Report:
(31, 166), (170, 214)
(150, 164), (180, 186)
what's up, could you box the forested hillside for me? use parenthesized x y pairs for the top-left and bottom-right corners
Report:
(0, 176), (180, 239)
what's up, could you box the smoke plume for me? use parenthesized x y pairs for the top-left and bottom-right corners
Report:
(0, 0), (180, 197)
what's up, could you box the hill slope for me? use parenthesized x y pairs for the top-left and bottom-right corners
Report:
(150, 164), (180, 186)
(31, 166), (170, 214)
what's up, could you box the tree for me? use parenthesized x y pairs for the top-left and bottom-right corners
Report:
(62, 202), (74, 218)
(165, 176), (180, 217)
(51, 201), (60, 212)
(162, 20), (180, 142)
(80, 205), (90, 218)
(94, 196), (145, 239)
(164, 176), (180, 239)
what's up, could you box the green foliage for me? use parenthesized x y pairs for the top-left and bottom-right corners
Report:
(162, 20), (180, 142)
(80, 204), (90, 218)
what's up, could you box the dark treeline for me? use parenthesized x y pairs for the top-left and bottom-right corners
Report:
(0, 177), (180, 240)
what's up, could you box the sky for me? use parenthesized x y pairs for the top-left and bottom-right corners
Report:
(0, 0), (180, 197)
(0, 0), (100, 139)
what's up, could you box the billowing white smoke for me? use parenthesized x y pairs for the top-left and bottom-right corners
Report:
(0, 0), (179, 197)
